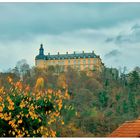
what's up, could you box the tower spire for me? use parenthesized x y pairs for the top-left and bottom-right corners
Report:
(39, 44), (44, 55)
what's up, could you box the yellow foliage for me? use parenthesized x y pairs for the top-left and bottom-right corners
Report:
(12, 131), (15, 136)
(61, 121), (64, 125)
(47, 89), (53, 94)
(7, 77), (12, 83)
(0, 106), (3, 112)
(35, 77), (44, 90)
(57, 74), (67, 89)
(50, 129), (56, 137)
(0, 87), (4, 93)
(18, 120), (22, 124)
(0, 77), (72, 137)
(15, 81), (22, 90)
(8, 105), (14, 110)
(20, 101), (26, 109)
(64, 91), (70, 100)
(0, 96), (3, 102)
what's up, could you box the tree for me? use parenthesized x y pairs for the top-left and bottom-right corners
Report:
(57, 73), (67, 89)
(72, 88), (93, 113)
(15, 59), (30, 81)
(129, 70), (140, 89)
(98, 91), (109, 109)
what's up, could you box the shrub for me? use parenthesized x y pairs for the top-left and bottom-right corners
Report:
(0, 77), (71, 137)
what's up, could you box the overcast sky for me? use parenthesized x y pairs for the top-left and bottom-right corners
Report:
(0, 3), (140, 72)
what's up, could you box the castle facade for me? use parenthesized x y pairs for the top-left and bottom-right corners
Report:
(35, 44), (104, 72)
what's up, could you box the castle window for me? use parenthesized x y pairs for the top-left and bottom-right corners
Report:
(83, 64), (86, 69)
(62, 66), (64, 71)
(74, 59), (76, 65)
(94, 59), (97, 64)
(88, 58), (90, 64)
(88, 64), (90, 69)
(68, 59), (70, 64)
(78, 65), (81, 70)
(78, 59), (80, 64)
(83, 59), (86, 64)
(62, 60), (64, 65)
(59, 60), (61, 65)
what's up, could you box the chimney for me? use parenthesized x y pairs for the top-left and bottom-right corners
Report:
(74, 51), (76, 54)
(58, 52), (59, 55)
(66, 52), (68, 54)
(92, 50), (94, 53)
(83, 51), (84, 53)
(48, 53), (50, 55)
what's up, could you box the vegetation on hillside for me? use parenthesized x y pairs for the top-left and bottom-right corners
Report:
(0, 59), (140, 137)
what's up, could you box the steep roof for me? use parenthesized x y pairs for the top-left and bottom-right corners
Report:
(35, 54), (46, 60)
(35, 52), (99, 60)
(109, 119), (140, 137)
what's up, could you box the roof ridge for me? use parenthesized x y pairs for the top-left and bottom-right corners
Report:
(125, 117), (140, 123)
(47, 52), (95, 55)
(125, 120), (135, 123)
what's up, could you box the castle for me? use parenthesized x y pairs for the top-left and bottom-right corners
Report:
(35, 44), (104, 72)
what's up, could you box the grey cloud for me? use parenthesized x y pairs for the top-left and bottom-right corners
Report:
(1, 3), (140, 41)
(105, 34), (130, 44)
(115, 35), (130, 44)
(105, 37), (114, 43)
(104, 49), (121, 58)
(131, 24), (140, 31)
(105, 23), (140, 44)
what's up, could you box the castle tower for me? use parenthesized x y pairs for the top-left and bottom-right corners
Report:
(35, 44), (46, 68)
(39, 44), (44, 55)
